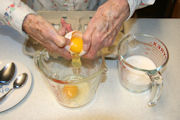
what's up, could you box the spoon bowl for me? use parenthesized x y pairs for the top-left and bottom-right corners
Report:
(0, 62), (16, 85)
(0, 73), (28, 103)
(13, 73), (27, 88)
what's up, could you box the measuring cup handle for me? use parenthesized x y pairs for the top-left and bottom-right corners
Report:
(148, 72), (163, 107)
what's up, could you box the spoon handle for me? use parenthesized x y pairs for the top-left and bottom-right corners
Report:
(0, 88), (13, 103)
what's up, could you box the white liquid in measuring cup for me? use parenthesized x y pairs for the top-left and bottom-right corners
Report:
(125, 55), (156, 87)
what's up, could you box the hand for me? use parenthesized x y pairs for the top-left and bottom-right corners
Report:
(83, 0), (130, 59)
(22, 14), (72, 59)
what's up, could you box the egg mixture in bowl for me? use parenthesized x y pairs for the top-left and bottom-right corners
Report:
(34, 50), (107, 108)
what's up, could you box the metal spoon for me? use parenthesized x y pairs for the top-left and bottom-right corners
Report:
(0, 62), (16, 85)
(0, 73), (28, 103)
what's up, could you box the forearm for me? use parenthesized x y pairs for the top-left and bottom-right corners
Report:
(109, 0), (155, 19)
(111, 0), (130, 17)
(0, 0), (35, 36)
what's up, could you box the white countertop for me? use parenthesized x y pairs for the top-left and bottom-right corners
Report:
(0, 19), (180, 120)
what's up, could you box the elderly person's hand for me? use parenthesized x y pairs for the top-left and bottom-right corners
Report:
(22, 14), (72, 59)
(83, 0), (130, 59)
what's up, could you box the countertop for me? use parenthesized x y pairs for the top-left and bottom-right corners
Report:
(0, 19), (180, 120)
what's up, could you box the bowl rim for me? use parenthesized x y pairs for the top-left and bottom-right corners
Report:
(117, 33), (169, 73)
(34, 50), (107, 84)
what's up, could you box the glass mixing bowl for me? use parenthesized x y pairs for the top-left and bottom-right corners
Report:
(34, 50), (107, 108)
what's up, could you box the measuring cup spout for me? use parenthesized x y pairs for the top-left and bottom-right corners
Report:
(147, 71), (163, 107)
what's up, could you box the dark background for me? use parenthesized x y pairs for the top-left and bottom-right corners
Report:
(21, 0), (180, 18)
(134, 0), (180, 18)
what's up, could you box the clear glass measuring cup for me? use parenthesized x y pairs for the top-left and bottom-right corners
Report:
(34, 50), (107, 108)
(118, 33), (169, 106)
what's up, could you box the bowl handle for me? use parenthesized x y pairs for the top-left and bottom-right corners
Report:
(33, 50), (52, 78)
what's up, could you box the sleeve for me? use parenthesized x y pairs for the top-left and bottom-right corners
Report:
(0, 0), (35, 36)
(127, 0), (156, 19)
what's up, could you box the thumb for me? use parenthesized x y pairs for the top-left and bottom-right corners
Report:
(52, 34), (66, 47)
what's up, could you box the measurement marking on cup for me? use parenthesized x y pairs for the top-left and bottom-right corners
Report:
(152, 41), (167, 58)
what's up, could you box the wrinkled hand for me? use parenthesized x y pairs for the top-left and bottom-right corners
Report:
(83, 0), (130, 59)
(22, 14), (72, 59)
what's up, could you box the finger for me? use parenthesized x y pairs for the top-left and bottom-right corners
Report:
(66, 24), (73, 32)
(58, 18), (69, 36)
(83, 46), (97, 59)
(103, 30), (117, 47)
(43, 39), (71, 59)
(103, 37), (111, 47)
(82, 21), (96, 52)
(56, 47), (72, 60)
(82, 32), (91, 52)
(42, 23), (67, 48)
(61, 18), (72, 32)
(83, 31), (104, 59)
(58, 26), (66, 36)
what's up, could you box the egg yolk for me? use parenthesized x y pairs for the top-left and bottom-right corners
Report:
(70, 32), (83, 54)
(63, 85), (78, 99)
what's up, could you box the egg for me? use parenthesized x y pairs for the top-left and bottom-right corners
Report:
(63, 85), (79, 99)
(70, 31), (83, 54)
(62, 82), (90, 107)
(65, 31), (86, 56)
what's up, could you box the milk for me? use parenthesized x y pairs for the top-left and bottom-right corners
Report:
(124, 55), (156, 87)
